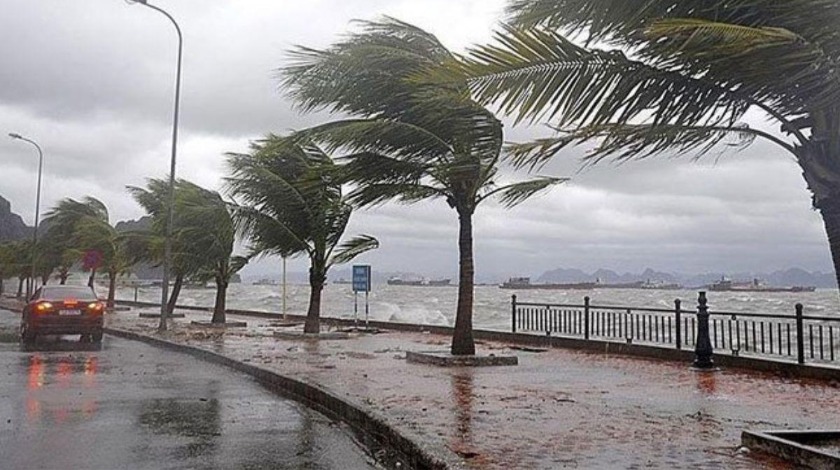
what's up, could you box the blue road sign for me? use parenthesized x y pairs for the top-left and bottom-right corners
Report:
(352, 265), (371, 292)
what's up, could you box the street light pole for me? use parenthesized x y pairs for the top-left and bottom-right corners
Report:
(127, 0), (183, 331)
(8, 133), (43, 299)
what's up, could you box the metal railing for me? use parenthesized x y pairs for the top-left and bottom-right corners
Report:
(511, 293), (840, 366)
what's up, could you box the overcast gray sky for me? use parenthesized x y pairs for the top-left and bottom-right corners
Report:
(0, 0), (830, 280)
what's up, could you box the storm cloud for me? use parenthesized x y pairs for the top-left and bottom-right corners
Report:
(0, 0), (829, 280)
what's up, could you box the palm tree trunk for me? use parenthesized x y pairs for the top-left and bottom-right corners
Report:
(167, 274), (184, 315)
(818, 195), (840, 290)
(16, 277), (24, 298)
(304, 261), (326, 334)
(451, 210), (476, 356)
(87, 268), (96, 288)
(59, 269), (69, 285)
(212, 275), (227, 324)
(107, 269), (117, 309)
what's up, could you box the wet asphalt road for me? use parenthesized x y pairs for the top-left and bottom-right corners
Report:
(0, 309), (379, 470)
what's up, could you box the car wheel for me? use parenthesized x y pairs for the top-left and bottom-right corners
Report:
(91, 330), (103, 343)
(20, 323), (36, 344)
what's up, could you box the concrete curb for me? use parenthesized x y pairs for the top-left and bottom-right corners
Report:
(103, 326), (456, 470)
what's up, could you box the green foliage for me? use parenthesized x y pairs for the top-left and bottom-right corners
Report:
(280, 17), (565, 352)
(454, 1), (840, 169)
(282, 18), (565, 217)
(226, 136), (378, 270)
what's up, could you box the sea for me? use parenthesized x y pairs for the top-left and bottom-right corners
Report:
(115, 283), (840, 330)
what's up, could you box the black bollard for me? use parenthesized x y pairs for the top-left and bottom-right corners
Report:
(693, 291), (715, 369)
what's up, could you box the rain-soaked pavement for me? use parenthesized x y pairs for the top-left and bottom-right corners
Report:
(0, 308), (379, 470)
(99, 306), (840, 470)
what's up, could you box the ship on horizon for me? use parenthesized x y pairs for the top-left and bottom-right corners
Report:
(387, 277), (452, 287)
(500, 277), (683, 290)
(708, 278), (816, 293)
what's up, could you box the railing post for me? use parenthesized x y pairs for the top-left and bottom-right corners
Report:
(675, 298), (682, 350)
(693, 291), (714, 369)
(511, 294), (517, 333)
(584, 296), (590, 340)
(795, 303), (804, 365)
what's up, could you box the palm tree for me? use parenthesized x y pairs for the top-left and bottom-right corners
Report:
(128, 179), (214, 318)
(281, 18), (565, 355)
(0, 241), (17, 295)
(170, 181), (249, 324)
(42, 197), (133, 308)
(5, 240), (32, 298)
(449, 1), (840, 289)
(226, 136), (379, 334)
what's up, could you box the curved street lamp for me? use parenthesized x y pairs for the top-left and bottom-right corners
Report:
(126, 0), (183, 331)
(8, 133), (44, 299)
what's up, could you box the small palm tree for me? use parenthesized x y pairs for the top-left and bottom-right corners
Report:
(43, 197), (133, 308)
(12, 241), (32, 299)
(170, 181), (249, 324)
(0, 241), (18, 295)
(281, 18), (565, 354)
(128, 179), (215, 317)
(451, 0), (840, 289)
(226, 136), (379, 334)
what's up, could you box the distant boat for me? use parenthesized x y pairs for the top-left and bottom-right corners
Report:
(252, 278), (279, 286)
(499, 277), (682, 290)
(499, 277), (597, 290)
(332, 278), (353, 285)
(639, 279), (683, 290)
(387, 277), (452, 287)
(708, 278), (815, 293)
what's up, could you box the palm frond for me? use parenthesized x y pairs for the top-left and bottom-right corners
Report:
(506, 0), (840, 56)
(329, 235), (379, 266)
(346, 183), (447, 207)
(293, 119), (453, 162)
(481, 176), (567, 208)
(457, 25), (748, 128)
(507, 123), (760, 169)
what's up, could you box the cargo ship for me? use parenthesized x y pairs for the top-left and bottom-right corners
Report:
(708, 278), (815, 293)
(387, 277), (452, 286)
(499, 277), (597, 290)
(500, 277), (683, 290)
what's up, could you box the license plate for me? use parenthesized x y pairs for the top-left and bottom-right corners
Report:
(59, 309), (81, 316)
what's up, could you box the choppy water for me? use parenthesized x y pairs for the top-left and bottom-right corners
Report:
(115, 283), (840, 331)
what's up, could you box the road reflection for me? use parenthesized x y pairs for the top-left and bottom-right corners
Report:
(137, 382), (221, 461)
(24, 351), (99, 425)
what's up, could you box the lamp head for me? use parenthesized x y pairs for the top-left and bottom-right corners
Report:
(8, 133), (22, 140)
(125, 0), (148, 4)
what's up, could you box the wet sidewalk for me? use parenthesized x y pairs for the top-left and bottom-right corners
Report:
(107, 307), (839, 469)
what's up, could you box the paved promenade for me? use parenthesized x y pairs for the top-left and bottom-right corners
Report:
(96, 306), (840, 470)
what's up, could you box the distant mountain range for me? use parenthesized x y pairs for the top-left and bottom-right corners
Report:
(2, 195), (838, 287)
(0, 195), (31, 242)
(537, 267), (838, 288)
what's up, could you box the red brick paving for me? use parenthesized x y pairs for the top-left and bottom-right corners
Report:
(106, 308), (839, 469)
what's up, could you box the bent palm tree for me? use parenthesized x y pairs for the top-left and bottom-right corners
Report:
(281, 18), (566, 354)
(172, 181), (249, 324)
(452, 0), (840, 288)
(129, 179), (215, 320)
(226, 136), (379, 334)
(42, 197), (133, 308)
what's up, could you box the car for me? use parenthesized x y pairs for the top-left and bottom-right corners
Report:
(21, 285), (105, 344)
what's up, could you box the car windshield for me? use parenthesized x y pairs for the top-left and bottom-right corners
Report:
(40, 286), (97, 301)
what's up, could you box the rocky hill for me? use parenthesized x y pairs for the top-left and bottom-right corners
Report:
(0, 195), (31, 242)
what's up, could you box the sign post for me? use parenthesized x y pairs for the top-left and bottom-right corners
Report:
(352, 265), (371, 330)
